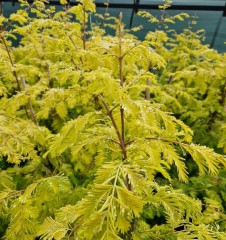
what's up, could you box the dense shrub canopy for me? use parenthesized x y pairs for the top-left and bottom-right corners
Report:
(0, 0), (225, 239)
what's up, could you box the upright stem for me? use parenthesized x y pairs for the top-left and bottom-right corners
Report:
(118, 14), (135, 237)
(100, 97), (127, 159)
(0, 33), (22, 91)
(101, 14), (128, 160)
(0, 33), (38, 123)
(118, 13), (127, 160)
(68, 35), (79, 50)
(118, 15), (123, 87)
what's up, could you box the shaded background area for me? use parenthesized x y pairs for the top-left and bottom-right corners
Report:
(1, 0), (226, 52)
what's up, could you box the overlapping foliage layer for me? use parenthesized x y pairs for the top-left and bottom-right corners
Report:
(0, 0), (226, 239)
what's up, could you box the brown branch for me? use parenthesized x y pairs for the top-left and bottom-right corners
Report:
(109, 138), (121, 146)
(68, 35), (79, 50)
(110, 104), (120, 113)
(100, 96), (122, 142)
(99, 95), (127, 159)
(0, 189), (25, 201)
(0, 33), (21, 91)
(66, 224), (79, 240)
(0, 33), (32, 120)
(67, 54), (82, 71)
(117, 13), (127, 161)
(120, 106), (126, 157)
(118, 13), (134, 236)
(32, 42), (42, 59)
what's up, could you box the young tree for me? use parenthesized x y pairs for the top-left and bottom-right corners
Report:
(0, 0), (225, 239)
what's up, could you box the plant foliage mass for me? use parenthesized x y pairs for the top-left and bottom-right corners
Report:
(0, 0), (226, 239)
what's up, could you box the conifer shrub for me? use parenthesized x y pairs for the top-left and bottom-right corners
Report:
(0, 0), (225, 239)
(143, 25), (226, 233)
(146, 29), (226, 153)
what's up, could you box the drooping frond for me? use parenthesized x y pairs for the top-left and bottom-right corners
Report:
(47, 112), (97, 157)
(176, 223), (226, 240)
(145, 184), (202, 227)
(1, 175), (72, 239)
(37, 217), (69, 240)
(0, 115), (49, 164)
(182, 144), (226, 175)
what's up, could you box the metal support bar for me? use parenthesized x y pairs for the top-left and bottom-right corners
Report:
(134, 0), (140, 13)
(211, 3), (226, 48)
(130, 0), (140, 28)
(1, 0), (226, 12)
(223, 2), (226, 16)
